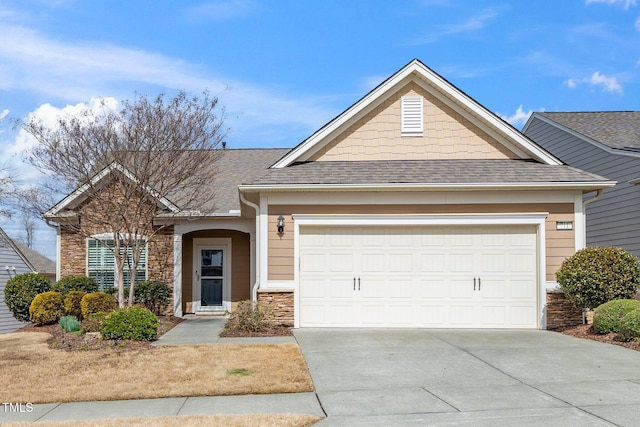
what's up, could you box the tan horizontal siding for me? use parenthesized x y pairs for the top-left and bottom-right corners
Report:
(308, 81), (517, 162)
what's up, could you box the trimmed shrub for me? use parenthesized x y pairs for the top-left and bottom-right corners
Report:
(80, 292), (116, 319)
(134, 281), (171, 315)
(556, 246), (640, 311)
(81, 312), (109, 333)
(225, 300), (273, 333)
(4, 273), (51, 322)
(52, 276), (98, 298)
(618, 310), (640, 342)
(593, 299), (640, 334)
(101, 307), (158, 341)
(64, 290), (87, 320)
(29, 291), (64, 325)
(59, 315), (81, 333)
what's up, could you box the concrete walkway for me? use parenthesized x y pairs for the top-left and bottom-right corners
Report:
(152, 315), (297, 345)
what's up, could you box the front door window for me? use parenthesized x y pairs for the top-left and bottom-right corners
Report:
(200, 249), (223, 306)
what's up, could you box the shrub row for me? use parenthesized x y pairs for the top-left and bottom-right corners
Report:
(29, 291), (116, 326)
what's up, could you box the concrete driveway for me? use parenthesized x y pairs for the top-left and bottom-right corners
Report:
(294, 329), (640, 426)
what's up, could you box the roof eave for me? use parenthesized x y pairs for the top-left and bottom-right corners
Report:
(239, 181), (616, 193)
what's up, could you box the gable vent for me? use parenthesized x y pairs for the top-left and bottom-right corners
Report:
(401, 96), (423, 136)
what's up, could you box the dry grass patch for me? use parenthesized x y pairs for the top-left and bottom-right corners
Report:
(0, 332), (314, 404)
(2, 414), (322, 427)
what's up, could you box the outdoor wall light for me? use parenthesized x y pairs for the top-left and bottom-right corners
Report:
(277, 215), (285, 235)
(4, 266), (16, 277)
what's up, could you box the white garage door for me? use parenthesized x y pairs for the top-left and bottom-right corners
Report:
(299, 225), (538, 328)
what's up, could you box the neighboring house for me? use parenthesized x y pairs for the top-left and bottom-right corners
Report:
(522, 112), (640, 257)
(12, 241), (56, 283)
(45, 60), (613, 330)
(0, 227), (34, 333)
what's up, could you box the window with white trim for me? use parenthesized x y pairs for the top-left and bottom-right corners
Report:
(87, 238), (147, 291)
(401, 95), (423, 136)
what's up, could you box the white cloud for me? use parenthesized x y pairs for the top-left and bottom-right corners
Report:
(586, 0), (637, 9)
(1, 98), (118, 177)
(0, 18), (335, 148)
(407, 9), (498, 44)
(499, 105), (536, 127)
(564, 71), (623, 94)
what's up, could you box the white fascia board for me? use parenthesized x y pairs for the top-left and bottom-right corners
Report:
(260, 189), (581, 205)
(525, 114), (640, 160)
(293, 212), (549, 226)
(239, 181), (615, 193)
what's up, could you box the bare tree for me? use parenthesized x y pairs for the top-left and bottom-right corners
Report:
(0, 165), (15, 218)
(23, 91), (226, 307)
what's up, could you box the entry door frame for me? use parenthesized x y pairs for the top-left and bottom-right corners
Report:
(293, 213), (548, 329)
(192, 238), (232, 312)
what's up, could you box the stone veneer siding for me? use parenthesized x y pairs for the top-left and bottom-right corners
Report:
(546, 289), (583, 330)
(256, 289), (585, 330)
(257, 289), (293, 327)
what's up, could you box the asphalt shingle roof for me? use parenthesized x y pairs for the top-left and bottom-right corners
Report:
(539, 111), (640, 151)
(250, 159), (608, 186)
(175, 148), (289, 213)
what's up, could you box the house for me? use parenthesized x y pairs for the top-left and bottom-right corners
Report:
(12, 241), (56, 283)
(45, 60), (613, 330)
(0, 227), (34, 333)
(523, 112), (640, 258)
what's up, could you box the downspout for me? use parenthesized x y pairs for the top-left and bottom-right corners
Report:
(582, 189), (603, 246)
(580, 188), (603, 325)
(239, 191), (260, 302)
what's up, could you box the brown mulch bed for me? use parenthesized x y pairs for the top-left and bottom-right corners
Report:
(17, 315), (183, 351)
(219, 323), (294, 338)
(559, 323), (640, 351)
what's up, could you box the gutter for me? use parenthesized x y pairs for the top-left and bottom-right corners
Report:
(238, 181), (616, 193)
(239, 192), (260, 302)
(583, 188), (604, 209)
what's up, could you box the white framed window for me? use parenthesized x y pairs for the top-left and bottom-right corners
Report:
(401, 95), (423, 136)
(87, 238), (147, 291)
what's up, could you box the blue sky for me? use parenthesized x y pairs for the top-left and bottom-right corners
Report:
(1, 0), (639, 261)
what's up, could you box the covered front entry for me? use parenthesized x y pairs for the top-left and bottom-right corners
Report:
(298, 223), (539, 328)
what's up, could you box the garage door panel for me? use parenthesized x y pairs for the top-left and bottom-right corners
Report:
(450, 279), (475, 299)
(449, 305), (476, 325)
(299, 225), (538, 328)
(329, 253), (353, 272)
(450, 253), (474, 272)
(419, 279), (448, 299)
(361, 253), (386, 273)
(391, 279), (414, 298)
(389, 253), (413, 272)
(480, 279), (507, 299)
(510, 278), (537, 299)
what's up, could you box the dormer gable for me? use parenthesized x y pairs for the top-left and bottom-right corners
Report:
(272, 59), (561, 168)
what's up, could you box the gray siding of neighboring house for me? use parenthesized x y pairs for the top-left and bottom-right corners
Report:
(0, 241), (31, 333)
(525, 118), (640, 257)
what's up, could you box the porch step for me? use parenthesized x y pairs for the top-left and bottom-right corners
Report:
(195, 310), (228, 317)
